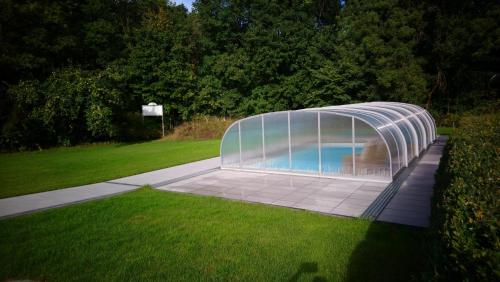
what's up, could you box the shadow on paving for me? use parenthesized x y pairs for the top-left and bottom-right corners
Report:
(344, 222), (427, 282)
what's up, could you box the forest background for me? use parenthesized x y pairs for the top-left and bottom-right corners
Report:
(1, 0), (498, 150)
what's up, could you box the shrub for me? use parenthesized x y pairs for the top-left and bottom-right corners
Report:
(432, 114), (499, 281)
(167, 115), (235, 140)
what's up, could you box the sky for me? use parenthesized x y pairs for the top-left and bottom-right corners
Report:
(171, 0), (194, 12)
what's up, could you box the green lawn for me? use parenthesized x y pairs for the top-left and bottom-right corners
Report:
(437, 127), (454, 135)
(0, 188), (426, 282)
(0, 140), (219, 198)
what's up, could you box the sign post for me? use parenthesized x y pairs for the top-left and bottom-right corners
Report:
(142, 102), (165, 137)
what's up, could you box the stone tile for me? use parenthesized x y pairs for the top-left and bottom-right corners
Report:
(357, 184), (388, 192)
(348, 191), (379, 201)
(278, 192), (310, 203)
(161, 185), (199, 193)
(246, 190), (289, 200)
(219, 193), (245, 200)
(334, 201), (370, 213)
(380, 207), (431, 218)
(377, 213), (429, 228)
(244, 195), (277, 204)
(191, 189), (222, 196)
(385, 201), (430, 212)
(291, 202), (333, 213)
(332, 206), (365, 217)
(340, 198), (373, 207)
(296, 196), (343, 208)
(312, 190), (352, 199)
(272, 200), (298, 207)
(386, 196), (430, 208)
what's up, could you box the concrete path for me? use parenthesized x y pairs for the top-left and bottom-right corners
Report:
(377, 136), (447, 227)
(0, 157), (220, 219)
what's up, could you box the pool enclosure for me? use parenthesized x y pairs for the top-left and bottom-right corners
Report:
(220, 102), (436, 182)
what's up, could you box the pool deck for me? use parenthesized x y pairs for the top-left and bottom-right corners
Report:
(157, 170), (388, 217)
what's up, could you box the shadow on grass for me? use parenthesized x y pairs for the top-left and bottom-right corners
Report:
(345, 221), (426, 282)
(288, 262), (327, 282)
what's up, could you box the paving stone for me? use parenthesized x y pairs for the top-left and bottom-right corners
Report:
(341, 198), (373, 207)
(292, 202), (333, 213)
(297, 196), (343, 208)
(332, 206), (365, 217)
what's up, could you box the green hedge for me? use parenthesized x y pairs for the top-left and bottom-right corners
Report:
(432, 114), (499, 281)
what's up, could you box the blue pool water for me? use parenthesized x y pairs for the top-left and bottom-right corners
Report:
(262, 145), (364, 173)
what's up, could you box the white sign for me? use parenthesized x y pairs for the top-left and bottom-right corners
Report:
(142, 104), (163, 116)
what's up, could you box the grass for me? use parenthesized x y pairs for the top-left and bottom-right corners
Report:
(0, 188), (426, 282)
(0, 140), (219, 198)
(437, 127), (454, 135)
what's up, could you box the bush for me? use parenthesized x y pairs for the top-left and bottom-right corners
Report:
(167, 115), (235, 140)
(432, 114), (499, 281)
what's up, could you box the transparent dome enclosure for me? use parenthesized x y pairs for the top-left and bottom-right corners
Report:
(220, 102), (436, 182)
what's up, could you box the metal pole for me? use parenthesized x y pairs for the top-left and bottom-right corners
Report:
(261, 115), (266, 167)
(318, 112), (322, 175)
(238, 121), (242, 168)
(161, 114), (165, 137)
(288, 111), (292, 170)
(352, 116), (355, 176)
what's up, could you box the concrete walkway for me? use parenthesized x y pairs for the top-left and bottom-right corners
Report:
(377, 136), (447, 227)
(0, 157), (220, 219)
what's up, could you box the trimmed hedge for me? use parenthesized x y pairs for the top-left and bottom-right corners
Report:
(432, 114), (499, 281)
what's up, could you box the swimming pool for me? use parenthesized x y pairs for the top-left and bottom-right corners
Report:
(254, 145), (364, 174)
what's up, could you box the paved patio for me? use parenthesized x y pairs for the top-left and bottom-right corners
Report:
(157, 170), (388, 217)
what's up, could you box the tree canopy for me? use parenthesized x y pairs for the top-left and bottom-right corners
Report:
(0, 0), (498, 150)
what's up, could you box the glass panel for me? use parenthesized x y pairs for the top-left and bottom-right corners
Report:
(354, 118), (391, 179)
(263, 112), (290, 170)
(290, 111), (318, 173)
(221, 123), (240, 167)
(320, 113), (354, 176)
(240, 116), (264, 168)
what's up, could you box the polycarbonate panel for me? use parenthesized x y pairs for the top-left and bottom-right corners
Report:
(390, 103), (431, 147)
(263, 112), (290, 170)
(349, 108), (406, 167)
(368, 103), (426, 153)
(221, 123), (240, 167)
(240, 116), (264, 168)
(402, 103), (435, 145)
(353, 112), (401, 175)
(290, 111), (318, 173)
(350, 105), (417, 161)
(322, 108), (401, 174)
(320, 113), (354, 176)
(354, 119), (391, 179)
